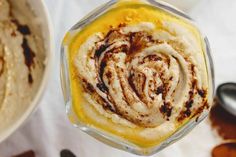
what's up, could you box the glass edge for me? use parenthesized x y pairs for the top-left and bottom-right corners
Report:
(70, 0), (117, 32)
(60, 46), (70, 102)
(204, 37), (215, 94)
(147, 0), (193, 21)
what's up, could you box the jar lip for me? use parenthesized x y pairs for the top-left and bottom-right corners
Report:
(60, 0), (214, 155)
(68, 0), (195, 33)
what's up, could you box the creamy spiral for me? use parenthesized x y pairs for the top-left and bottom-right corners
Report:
(75, 22), (209, 128)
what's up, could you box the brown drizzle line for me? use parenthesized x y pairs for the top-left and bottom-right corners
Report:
(82, 80), (115, 112)
(126, 31), (154, 63)
(156, 85), (164, 95)
(157, 83), (173, 119)
(198, 89), (207, 98)
(158, 74), (173, 119)
(143, 54), (162, 64)
(94, 42), (112, 94)
(177, 63), (208, 122)
(95, 44), (109, 58)
(12, 19), (35, 84)
(0, 56), (4, 76)
(91, 43), (117, 112)
(183, 69), (197, 117)
(22, 38), (35, 84)
(128, 72), (147, 100)
(159, 102), (173, 120)
(128, 32), (148, 54)
(11, 19), (31, 35)
(128, 73), (141, 98)
(83, 80), (95, 93)
(94, 26), (132, 93)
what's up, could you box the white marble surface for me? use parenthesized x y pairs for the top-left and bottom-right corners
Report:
(1, 0), (236, 156)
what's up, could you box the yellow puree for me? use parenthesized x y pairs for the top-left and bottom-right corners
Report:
(64, 0), (203, 147)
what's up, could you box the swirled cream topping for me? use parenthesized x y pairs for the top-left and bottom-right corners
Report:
(75, 22), (209, 128)
(67, 1), (212, 147)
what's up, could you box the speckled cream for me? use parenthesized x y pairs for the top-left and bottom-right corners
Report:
(65, 0), (211, 147)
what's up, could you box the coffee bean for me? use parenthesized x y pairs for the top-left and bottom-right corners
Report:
(60, 149), (76, 157)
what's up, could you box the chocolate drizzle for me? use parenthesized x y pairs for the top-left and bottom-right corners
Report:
(12, 19), (35, 84)
(95, 44), (108, 58)
(128, 73), (142, 99)
(22, 38), (35, 70)
(156, 85), (164, 95)
(21, 37), (35, 84)
(177, 67), (200, 121)
(0, 56), (4, 76)
(77, 23), (209, 127)
(83, 80), (95, 93)
(12, 19), (31, 35)
(159, 102), (173, 119)
(198, 89), (206, 98)
(129, 32), (148, 54)
(96, 83), (108, 93)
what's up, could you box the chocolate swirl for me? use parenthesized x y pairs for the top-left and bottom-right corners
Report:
(75, 22), (208, 128)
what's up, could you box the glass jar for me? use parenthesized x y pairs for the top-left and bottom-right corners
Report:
(60, 0), (214, 155)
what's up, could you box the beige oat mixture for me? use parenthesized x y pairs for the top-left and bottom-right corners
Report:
(0, 0), (45, 133)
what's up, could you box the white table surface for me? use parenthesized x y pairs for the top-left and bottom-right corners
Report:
(1, 0), (236, 156)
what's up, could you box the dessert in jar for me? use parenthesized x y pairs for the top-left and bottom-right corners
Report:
(61, 0), (214, 155)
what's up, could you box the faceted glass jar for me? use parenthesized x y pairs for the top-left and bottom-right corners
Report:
(60, 0), (214, 155)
